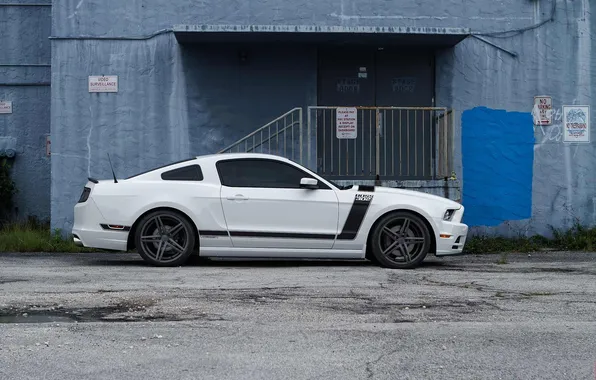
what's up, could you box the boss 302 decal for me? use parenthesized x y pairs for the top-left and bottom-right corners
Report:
(355, 193), (374, 202)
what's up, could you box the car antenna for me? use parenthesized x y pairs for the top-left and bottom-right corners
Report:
(107, 153), (118, 183)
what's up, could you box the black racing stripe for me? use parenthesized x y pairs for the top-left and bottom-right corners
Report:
(358, 185), (375, 192)
(199, 230), (229, 236)
(229, 231), (335, 240)
(336, 199), (372, 240)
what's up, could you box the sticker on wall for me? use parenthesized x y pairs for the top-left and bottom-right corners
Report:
(533, 95), (552, 126)
(0, 101), (12, 114)
(88, 75), (118, 93)
(336, 107), (357, 139)
(562, 105), (590, 143)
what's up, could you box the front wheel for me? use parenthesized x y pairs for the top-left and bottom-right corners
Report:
(134, 210), (196, 267)
(369, 211), (431, 269)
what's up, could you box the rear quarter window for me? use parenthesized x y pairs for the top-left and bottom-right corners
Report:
(161, 165), (204, 181)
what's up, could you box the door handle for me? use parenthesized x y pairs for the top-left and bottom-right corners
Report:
(226, 194), (249, 201)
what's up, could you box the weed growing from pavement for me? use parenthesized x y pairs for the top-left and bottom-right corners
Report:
(0, 218), (98, 253)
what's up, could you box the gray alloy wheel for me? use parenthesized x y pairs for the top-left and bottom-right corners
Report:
(134, 210), (196, 267)
(370, 211), (431, 269)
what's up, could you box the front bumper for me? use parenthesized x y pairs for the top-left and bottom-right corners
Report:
(435, 222), (468, 256)
(434, 206), (468, 256)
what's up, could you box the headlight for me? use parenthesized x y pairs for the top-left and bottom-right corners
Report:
(443, 209), (457, 221)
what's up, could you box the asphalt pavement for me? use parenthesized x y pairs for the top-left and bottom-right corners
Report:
(1, 251), (595, 379)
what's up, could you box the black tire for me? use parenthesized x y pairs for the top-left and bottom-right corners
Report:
(134, 209), (196, 267)
(369, 211), (431, 269)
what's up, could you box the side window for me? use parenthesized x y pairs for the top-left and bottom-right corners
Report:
(161, 165), (204, 181)
(217, 159), (328, 189)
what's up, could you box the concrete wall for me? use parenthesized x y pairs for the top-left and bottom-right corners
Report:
(181, 44), (317, 154)
(50, 38), (317, 230)
(0, 2), (52, 221)
(49, 0), (596, 238)
(437, 0), (596, 237)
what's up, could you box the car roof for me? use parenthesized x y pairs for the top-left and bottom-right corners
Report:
(194, 152), (300, 166)
(127, 153), (300, 179)
(196, 152), (294, 161)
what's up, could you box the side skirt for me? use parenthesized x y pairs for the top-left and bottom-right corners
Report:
(199, 247), (365, 259)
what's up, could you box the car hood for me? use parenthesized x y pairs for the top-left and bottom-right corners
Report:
(356, 185), (461, 209)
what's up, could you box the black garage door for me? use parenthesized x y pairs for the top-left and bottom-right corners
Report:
(316, 47), (435, 180)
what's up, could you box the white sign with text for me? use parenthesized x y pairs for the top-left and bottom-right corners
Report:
(336, 107), (357, 139)
(0, 101), (12, 114)
(89, 75), (118, 93)
(533, 95), (552, 125)
(563, 105), (590, 143)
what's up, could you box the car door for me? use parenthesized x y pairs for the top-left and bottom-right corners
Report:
(217, 158), (339, 249)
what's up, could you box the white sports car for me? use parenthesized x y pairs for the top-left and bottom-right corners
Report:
(72, 153), (468, 269)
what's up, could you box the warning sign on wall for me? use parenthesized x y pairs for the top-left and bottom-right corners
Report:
(563, 105), (590, 143)
(336, 107), (357, 139)
(533, 96), (552, 126)
(0, 101), (12, 114)
(89, 75), (118, 93)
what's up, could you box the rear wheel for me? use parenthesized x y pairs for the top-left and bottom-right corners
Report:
(134, 210), (196, 267)
(369, 211), (431, 269)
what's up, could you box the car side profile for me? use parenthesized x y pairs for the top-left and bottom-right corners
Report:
(72, 153), (468, 269)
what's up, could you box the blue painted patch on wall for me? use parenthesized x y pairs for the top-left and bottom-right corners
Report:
(462, 107), (535, 227)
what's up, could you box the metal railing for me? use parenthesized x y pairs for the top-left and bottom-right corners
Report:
(218, 107), (304, 164)
(436, 109), (454, 179)
(307, 106), (454, 180)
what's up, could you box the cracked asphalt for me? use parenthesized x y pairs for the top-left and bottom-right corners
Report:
(1, 251), (596, 379)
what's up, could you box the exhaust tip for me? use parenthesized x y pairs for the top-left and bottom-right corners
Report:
(73, 235), (83, 247)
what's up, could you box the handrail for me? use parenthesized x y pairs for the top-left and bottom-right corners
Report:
(218, 107), (302, 153)
(242, 121), (300, 153)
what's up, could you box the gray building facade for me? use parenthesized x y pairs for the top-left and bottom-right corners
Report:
(2, 0), (595, 238)
(1, 1), (51, 221)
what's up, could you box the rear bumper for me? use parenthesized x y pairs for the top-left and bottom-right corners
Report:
(72, 198), (129, 251)
(435, 222), (469, 256)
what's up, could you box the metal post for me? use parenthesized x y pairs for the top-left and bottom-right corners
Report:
(450, 109), (455, 177)
(299, 108), (303, 166)
(307, 107), (312, 170)
(375, 109), (381, 185)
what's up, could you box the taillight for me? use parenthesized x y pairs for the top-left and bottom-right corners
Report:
(78, 187), (91, 203)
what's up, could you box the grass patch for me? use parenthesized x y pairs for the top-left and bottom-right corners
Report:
(0, 220), (98, 253)
(464, 223), (596, 254)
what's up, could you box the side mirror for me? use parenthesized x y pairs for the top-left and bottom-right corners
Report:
(300, 177), (318, 189)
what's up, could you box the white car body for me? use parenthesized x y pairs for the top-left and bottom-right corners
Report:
(72, 153), (468, 268)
